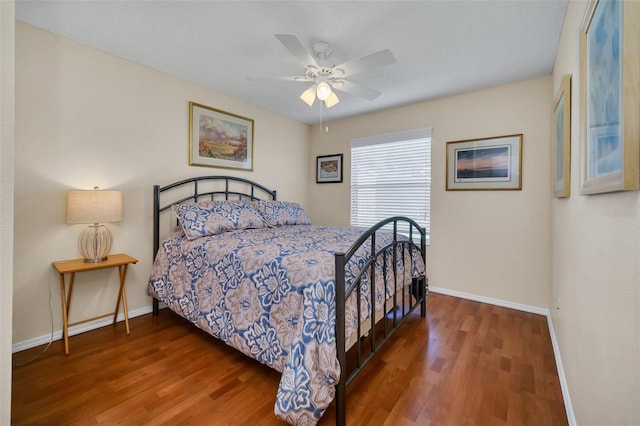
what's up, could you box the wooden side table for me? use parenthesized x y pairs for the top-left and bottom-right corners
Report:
(52, 253), (138, 355)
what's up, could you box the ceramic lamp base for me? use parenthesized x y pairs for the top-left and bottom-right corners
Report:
(78, 224), (112, 263)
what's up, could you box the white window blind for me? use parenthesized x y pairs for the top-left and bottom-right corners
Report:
(350, 128), (431, 244)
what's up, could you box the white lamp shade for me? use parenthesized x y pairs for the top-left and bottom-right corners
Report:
(67, 189), (123, 224)
(324, 92), (340, 108)
(300, 85), (317, 106)
(316, 81), (332, 101)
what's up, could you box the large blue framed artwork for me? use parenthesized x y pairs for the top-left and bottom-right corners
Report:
(579, 0), (639, 194)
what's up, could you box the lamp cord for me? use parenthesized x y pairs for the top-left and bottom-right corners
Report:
(14, 273), (55, 367)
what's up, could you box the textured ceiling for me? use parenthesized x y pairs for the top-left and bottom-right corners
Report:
(16, 0), (568, 125)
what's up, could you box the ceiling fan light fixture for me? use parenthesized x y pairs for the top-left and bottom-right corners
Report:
(316, 81), (332, 101)
(300, 85), (317, 106)
(324, 91), (339, 108)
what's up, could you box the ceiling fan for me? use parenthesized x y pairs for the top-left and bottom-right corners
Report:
(249, 34), (396, 108)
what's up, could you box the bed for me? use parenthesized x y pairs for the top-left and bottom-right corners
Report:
(148, 175), (428, 425)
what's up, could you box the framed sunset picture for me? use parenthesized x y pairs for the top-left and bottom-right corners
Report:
(446, 134), (523, 190)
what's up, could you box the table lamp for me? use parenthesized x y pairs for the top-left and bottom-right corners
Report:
(66, 187), (123, 263)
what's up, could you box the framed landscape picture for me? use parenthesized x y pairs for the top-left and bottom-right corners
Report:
(189, 102), (254, 171)
(316, 154), (343, 183)
(552, 74), (571, 198)
(446, 134), (523, 191)
(579, 0), (639, 194)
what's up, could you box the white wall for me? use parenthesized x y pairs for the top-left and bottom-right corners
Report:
(308, 77), (552, 309)
(550, 2), (640, 424)
(1, 1), (15, 422)
(13, 22), (310, 344)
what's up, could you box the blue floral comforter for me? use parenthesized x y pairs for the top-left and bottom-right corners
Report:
(148, 225), (424, 425)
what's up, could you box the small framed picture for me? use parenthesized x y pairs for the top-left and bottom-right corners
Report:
(316, 154), (343, 183)
(189, 102), (254, 171)
(446, 134), (523, 191)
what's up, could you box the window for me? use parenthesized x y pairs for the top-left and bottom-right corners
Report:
(350, 128), (431, 244)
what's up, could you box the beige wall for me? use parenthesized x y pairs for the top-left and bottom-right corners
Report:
(16, 5), (640, 423)
(1, 1), (15, 422)
(551, 1), (640, 424)
(308, 77), (552, 309)
(13, 22), (310, 344)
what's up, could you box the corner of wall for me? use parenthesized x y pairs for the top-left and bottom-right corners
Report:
(1, 0), (16, 423)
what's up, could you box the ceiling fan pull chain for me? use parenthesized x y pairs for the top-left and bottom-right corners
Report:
(320, 102), (329, 133)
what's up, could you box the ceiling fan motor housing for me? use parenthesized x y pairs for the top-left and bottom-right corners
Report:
(305, 66), (342, 81)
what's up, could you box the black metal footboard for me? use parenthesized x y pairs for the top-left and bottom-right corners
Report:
(334, 217), (428, 426)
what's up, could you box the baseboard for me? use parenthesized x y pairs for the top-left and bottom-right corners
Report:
(546, 314), (577, 426)
(428, 286), (548, 316)
(428, 286), (576, 425)
(12, 305), (153, 353)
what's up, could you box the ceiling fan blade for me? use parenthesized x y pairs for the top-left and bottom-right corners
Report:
(275, 34), (319, 68)
(334, 49), (396, 78)
(333, 80), (381, 101)
(246, 76), (312, 82)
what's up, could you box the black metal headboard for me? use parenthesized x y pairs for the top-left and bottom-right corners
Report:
(153, 175), (277, 258)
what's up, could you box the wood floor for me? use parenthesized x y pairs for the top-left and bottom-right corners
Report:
(12, 293), (567, 425)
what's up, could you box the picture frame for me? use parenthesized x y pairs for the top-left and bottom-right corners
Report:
(552, 74), (571, 198)
(579, 0), (639, 194)
(316, 154), (343, 183)
(446, 134), (523, 191)
(189, 101), (254, 171)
